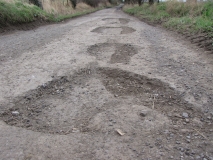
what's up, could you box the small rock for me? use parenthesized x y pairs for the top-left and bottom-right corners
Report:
(185, 119), (190, 123)
(186, 139), (191, 143)
(12, 111), (19, 116)
(195, 155), (201, 159)
(186, 136), (191, 139)
(182, 112), (189, 118)
(207, 116), (212, 120)
(140, 111), (148, 117)
(180, 148), (184, 152)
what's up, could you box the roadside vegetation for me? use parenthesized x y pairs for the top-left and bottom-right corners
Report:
(124, 0), (213, 50)
(0, 0), (115, 27)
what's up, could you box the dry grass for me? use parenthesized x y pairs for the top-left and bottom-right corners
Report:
(4, 0), (105, 15)
(41, 0), (93, 15)
(165, 0), (203, 17)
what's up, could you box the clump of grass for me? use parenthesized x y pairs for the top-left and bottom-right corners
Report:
(0, 0), (54, 26)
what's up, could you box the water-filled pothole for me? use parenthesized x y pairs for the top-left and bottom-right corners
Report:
(91, 26), (136, 34)
(0, 66), (200, 135)
(87, 43), (138, 64)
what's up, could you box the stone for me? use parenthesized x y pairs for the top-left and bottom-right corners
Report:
(186, 136), (191, 139)
(185, 119), (190, 123)
(207, 116), (211, 120)
(12, 111), (19, 116)
(182, 112), (189, 118)
(140, 111), (148, 117)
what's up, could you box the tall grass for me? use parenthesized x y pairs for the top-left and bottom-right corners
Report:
(42, 0), (94, 15)
(124, 1), (213, 33)
(0, 0), (111, 26)
(41, 0), (111, 14)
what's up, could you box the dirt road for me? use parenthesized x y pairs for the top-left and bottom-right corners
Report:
(0, 8), (213, 160)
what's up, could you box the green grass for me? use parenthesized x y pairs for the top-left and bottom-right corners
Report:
(0, 0), (54, 26)
(0, 0), (103, 27)
(124, 1), (213, 34)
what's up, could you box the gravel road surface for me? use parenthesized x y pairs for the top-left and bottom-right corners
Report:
(0, 8), (213, 160)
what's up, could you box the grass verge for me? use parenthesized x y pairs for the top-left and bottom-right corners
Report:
(123, 1), (213, 51)
(0, 0), (107, 28)
(0, 0), (54, 26)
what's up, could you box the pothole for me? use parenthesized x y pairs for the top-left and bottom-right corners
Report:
(0, 66), (209, 137)
(119, 18), (130, 24)
(87, 43), (138, 64)
(110, 44), (137, 64)
(102, 18), (130, 24)
(91, 26), (135, 34)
